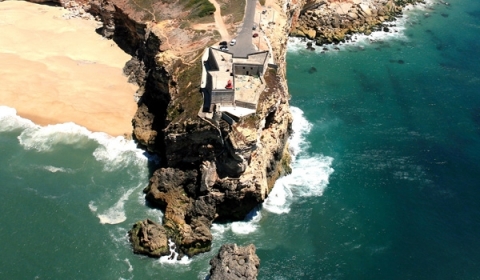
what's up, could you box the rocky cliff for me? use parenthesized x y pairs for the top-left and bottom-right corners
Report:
(209, 244), (260, 280)
(291, 0), (423, 45)
(30, 0), (296, 258)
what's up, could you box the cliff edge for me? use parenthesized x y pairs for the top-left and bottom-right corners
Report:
(31, 0), (297, 257)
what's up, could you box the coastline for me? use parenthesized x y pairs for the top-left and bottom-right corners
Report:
(0, 1), (137, 137)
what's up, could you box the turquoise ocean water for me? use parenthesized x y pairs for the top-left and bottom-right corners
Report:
(1, 0), (480, 278)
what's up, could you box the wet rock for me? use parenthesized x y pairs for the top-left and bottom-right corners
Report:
(129, 219), (169, 258)
(308, 66), (317, 74)
(209, 244), (260, 280)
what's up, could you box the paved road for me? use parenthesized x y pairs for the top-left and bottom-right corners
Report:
(228, 0), (257, 57)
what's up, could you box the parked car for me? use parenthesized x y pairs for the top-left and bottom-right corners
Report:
(252, 24), (257, 30)
(220, 46), (228, 51)
(262, 9), (267, 14)
(230, 39), (237, 46)
(252, 33), (259, 38)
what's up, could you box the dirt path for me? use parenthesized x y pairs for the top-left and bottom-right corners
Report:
(209, 0), (230, 41)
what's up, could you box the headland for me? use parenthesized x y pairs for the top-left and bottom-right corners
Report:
(0, 0), (429, 272)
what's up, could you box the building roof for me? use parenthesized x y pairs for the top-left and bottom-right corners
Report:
(233, 51), (269, 66)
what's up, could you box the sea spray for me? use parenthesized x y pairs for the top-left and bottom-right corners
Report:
(0, 106), (36, 132)
(287, 0), (438, 54)
(159, 239), (192, 265)
(263, 107), (334, 214)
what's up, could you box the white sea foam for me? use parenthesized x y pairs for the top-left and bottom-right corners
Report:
(231, 208), (262, 235)
(97, 187), (136, 224)
(159, 239), (192, 265)
(90, 134), (147, 172)
(18, 122), (92, 151)
(263, 107), (334, 214)
(287, 0), (437, 53)
(0, 106), (36, 132)
(145, 208), (164, 224)
(42, 165), (73, 173)
(288, 107), (312, 160)
(124, 258), (133, 273)
(88, 201), (98, 212)
(2, 106), (148, 172)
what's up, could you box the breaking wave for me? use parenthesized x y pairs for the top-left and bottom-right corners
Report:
(287, 0), (437, 53)
(0, 106), (148, 172)
(95, 185), (140, 224)
(0, 106), (36, 132)
(263, 107), (334, 214)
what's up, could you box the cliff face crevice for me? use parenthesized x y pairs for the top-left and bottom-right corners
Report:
(30, 0), (294, 259)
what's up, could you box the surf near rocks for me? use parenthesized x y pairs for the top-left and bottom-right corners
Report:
(291, 0), (424, 45)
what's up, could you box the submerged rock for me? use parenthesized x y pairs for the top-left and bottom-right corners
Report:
(209, 244), (260, 280)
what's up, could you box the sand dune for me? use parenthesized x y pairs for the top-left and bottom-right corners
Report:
(0, 1), (138, 136)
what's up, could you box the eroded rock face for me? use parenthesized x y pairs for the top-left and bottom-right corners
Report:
(209, 244), (260, 280)
(128, 219), (169, 257)
(291, 0), (423, 45)
(31, 0), (294, 259)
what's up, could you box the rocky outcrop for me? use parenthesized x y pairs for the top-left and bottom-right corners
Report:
(29, 0), (293, 259)
(291, 0), (423, 45)
(209, 244), (260, 280)
(129, 219), (170, 257)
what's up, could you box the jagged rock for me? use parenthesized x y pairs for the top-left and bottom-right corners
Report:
(200, 161), (218, 193)
(40, 0), (293, 259)
(132, 103), (157, 149)
(128, 219), (169, 257)
(209, 244), (260, 280)
(293, 0), (423, 45)
(306, 29), (316, 39)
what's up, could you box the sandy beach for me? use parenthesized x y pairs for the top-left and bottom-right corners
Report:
(0, 1), (138, 136)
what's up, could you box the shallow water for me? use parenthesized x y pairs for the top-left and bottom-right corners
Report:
(1, 0), (480, 278)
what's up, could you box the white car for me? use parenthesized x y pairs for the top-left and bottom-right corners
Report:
(230, 39), (237, 46)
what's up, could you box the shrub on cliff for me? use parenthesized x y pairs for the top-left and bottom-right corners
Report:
(183, 0), (216, 18)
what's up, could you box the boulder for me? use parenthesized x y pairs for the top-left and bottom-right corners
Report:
(359, 4), (372, 16)
(128, 219), (170, 257)
(209, 244), (260, 280)
(306, 29), (317, 39)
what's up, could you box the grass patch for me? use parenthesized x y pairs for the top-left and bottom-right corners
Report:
(259, 0), (265, 6)
(190, 14), (215, 24)
(167, 54), (204, 123)
(217, 0), (245, 24)
(181, 0), (216, 18)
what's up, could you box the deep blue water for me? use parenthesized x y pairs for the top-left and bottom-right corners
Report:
(1, 0), (480, 278)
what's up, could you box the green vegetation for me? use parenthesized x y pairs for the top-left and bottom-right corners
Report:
(259, 0), (266, 6)
(182, 0), (216, 18)
(167, 54), (204, 123)
(218, 0), (245, 24)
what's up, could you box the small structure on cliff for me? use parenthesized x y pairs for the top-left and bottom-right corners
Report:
(200, 47), (270, 120)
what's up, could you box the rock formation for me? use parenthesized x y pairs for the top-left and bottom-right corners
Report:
(129, 219), (170, 257)
(209, 244), (260, 280)
(291, 0), (424, 45)
(25, 0), (298, 259)
(24, 0), (296, 259)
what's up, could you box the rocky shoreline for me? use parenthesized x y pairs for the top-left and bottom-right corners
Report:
(291, 0), (425, 45)
(20, 0), (433, 271)
(23, 0), (297, 263)
(209, 244), (260, 280)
